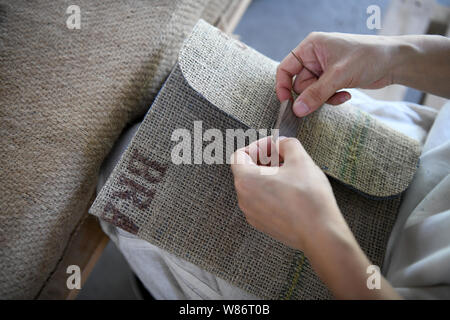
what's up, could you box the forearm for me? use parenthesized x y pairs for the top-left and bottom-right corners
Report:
(390, 35), (450, 98)
(303, 213), (401, 300)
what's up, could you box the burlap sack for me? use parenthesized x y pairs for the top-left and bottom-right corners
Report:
(89, 20), (421, 299)
(0, 1), (234, 299)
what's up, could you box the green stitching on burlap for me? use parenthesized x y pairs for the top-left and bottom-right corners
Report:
(339, 109), (371, 185)
(340, 110), (361, 181)
(349, 110), (364, 184)
(352, 113), (370, 184)
(282, 254), (305, 300)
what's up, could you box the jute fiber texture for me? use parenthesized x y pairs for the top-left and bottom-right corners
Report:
(0, 1), (233, 299)
(90, 21), (421, 299)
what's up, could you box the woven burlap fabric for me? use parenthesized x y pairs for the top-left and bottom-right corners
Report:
(90, 63), (407, 299)
(90, 21), (422, 299)
(0, 1), (235, 299)
(180, 21), (421, 197)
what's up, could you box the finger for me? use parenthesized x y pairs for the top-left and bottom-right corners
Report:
(293, 70), (343, 117)
(326, 91), (351, 105)
(246, 136), (284, 166)
(276, 51), (306, 102)
(293, 72), (316, 95)
(276, 138), (306, 165)
(245, 137), (273, 164)
(276, 66), (296, 102)
(230, 149), (259, 177)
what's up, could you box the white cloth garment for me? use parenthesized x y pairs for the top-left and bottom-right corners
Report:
(98, 90), (450, 299)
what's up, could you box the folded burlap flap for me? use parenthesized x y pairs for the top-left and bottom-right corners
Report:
(180, 20), (421, 198)
(90, 20), (422, 299)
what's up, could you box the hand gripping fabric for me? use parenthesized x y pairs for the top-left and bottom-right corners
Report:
(89, 20), (421, 299)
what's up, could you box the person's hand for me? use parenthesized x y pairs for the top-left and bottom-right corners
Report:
(276, 32), (398, 117)
(230, 137), (402, 299)
(230, 136), (351, 253)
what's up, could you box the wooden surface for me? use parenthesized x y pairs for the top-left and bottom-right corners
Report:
(37, 193), (109, 300)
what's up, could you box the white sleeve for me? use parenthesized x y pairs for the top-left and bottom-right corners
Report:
(382, 102), (450, 299)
